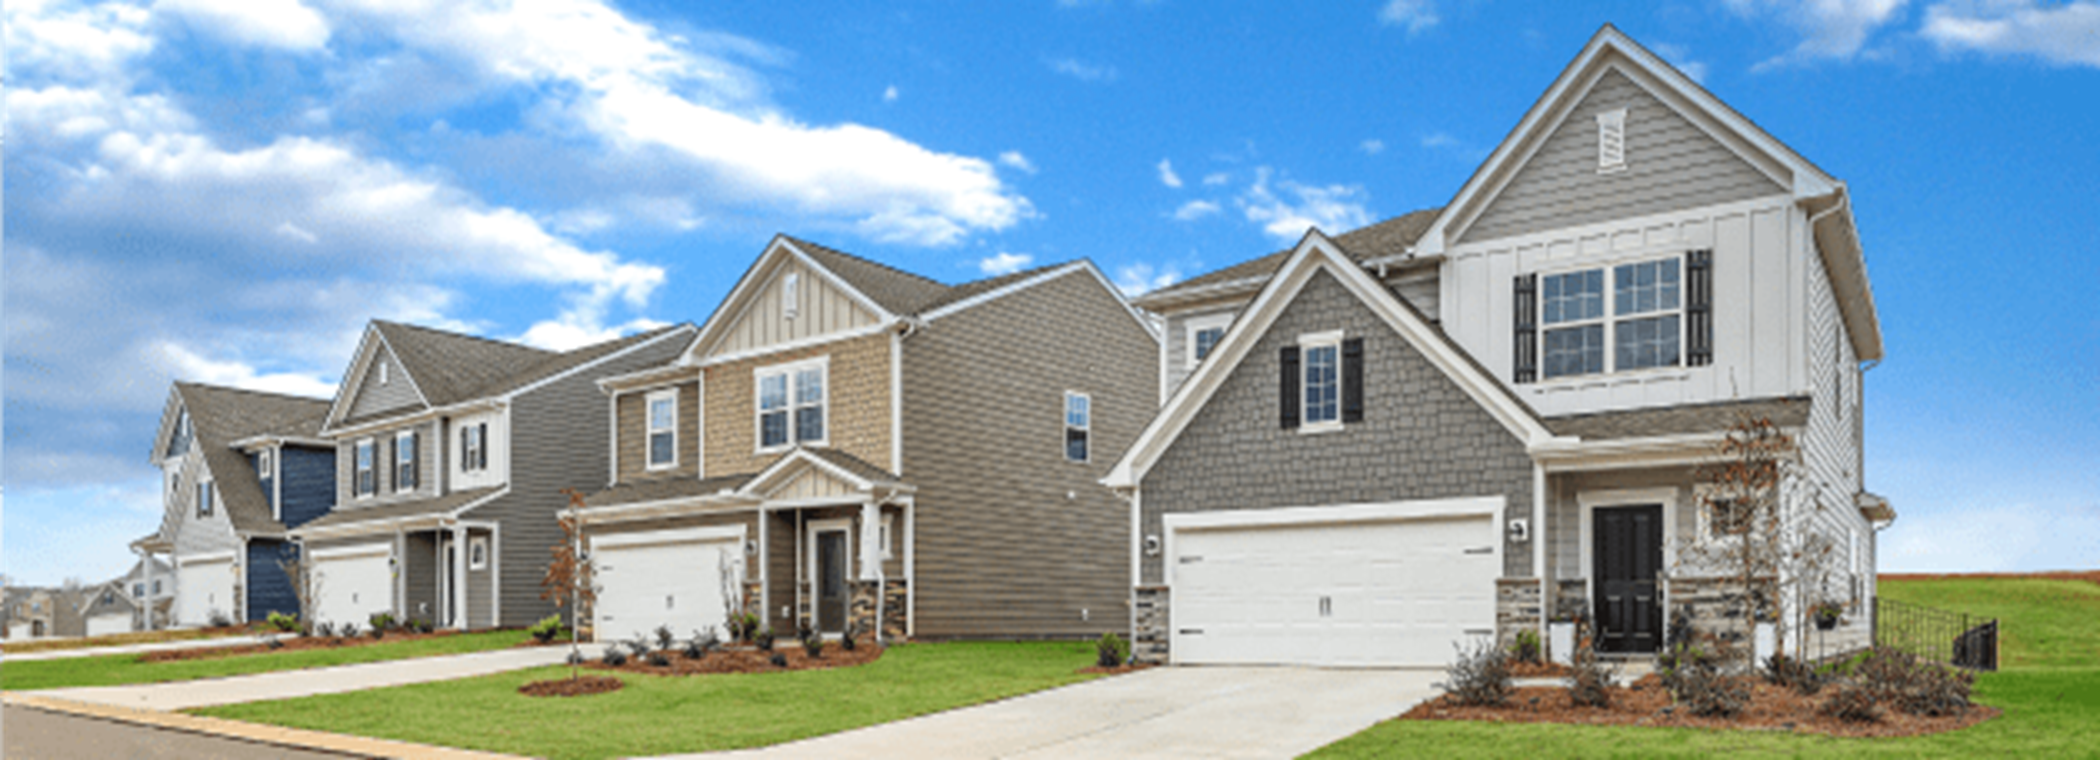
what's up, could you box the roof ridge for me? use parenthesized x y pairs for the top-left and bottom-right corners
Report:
(779, 234), (950, 290)
(373, 320), (555, 356)
(173, 381), (333, 406)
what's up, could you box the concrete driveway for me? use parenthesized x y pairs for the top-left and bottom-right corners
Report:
(25, 644), (602, 711)
(661, 665), (1439, 760)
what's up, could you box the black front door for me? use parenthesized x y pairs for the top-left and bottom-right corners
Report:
(1593, 505), (1663, 654)
(816, 531), (848, 634)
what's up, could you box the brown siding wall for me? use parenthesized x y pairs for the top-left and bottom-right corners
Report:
(902, 269), (1158, 638)
(703, 333), (892, 479)
(614, 380), (702, 484)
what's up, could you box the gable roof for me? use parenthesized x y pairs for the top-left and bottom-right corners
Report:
(156, 382), (332, 536)
(327, 322), (692, 430)
(1105, 230), (1563, 489)
(1133, 208), (1443, 309)
(783, 236), (955, 316)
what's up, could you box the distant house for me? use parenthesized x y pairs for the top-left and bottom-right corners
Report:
(4, 587), (85, 640)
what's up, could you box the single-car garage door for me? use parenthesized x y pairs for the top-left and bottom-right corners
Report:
(177, 554), (237, 627)
(593, 526), (743, 642)
(1169, 499), (1502, 667)
(312, 544), (393, 625)
(87, 612), (133, 637)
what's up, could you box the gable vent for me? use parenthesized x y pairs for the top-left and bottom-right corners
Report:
(1597, 108), (1627, 173)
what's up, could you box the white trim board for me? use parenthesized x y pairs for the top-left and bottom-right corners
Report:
(1574, 487), (1679, 589)
(684, 236), (900, 363)
(591, 524), (747, 552)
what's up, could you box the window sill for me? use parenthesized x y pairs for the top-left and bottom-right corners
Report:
(755, 440), (826, 456)
(1297, 421), (1345, 435)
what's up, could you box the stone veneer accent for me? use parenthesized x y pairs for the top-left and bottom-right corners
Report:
(1496, 578), (1543, 649)
(848, 580), (908, 640)
(1665, 575), (1775, 649)
(1132, 586), (1170, 664)
(1553, 579), (1589, 621)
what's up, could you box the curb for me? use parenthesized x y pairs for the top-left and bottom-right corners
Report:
(2, 693), (528, 760)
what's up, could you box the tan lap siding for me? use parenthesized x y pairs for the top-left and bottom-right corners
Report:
(614, 380), (702, 483)
(704, 333), (892, 478)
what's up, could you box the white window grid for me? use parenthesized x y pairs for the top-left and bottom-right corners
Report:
(1535, 255), (1686, 380)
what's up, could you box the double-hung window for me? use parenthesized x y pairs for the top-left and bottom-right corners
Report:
(757, 358), (826, 451)
(196, 479), (214, 518)
(646, 389), (677, 469)
(461, 423), (487, 473)
(355, 439), (376, 497)
(1541, 269), (1606, 379)
(1064, 392), (1090, 462)
(1536, 256), (1682, 379)
(1300, 331), (1343, 430)
(257, 450), (273, 483)
(395, 431), (417, 492)
(1612, 258), (1681, 371)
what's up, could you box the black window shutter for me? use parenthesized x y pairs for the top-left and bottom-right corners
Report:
(386, 436), (396, 491)
(1686, 249), (1714, 367)
(460, 425), (470, 471)
(1279, 346), (1300, 429)
(1513, 273), (1538, 383)
(477, 423), (489, 470)
(410, 431), (421, 488)
(1341, 337), (1364, 423)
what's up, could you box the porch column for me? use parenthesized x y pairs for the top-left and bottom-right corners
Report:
(137, 547), (155, 631)
(858, 500), (882, 581)
(451, 524), (469, 630)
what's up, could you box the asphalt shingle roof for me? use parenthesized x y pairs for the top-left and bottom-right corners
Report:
(1543, 396), (1810, 440)
(1138, 207), (1443, 303)
(341, 323), (691, 428)
(171, 383), (333, 536)
(295, 486), (504, 532)
(782, 236), (956, 316)
(580, 473), (757, 510)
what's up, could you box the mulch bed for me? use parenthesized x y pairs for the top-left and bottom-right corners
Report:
(587, 640), (885, 676)
(1402, 673), (1999, 739)
(1509, 661), (1572, 678)
(138, 630), (463, 663)
(519, 675), (624, 697)
(1078, 663), (1157, 675)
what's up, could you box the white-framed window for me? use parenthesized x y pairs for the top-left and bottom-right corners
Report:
(461, 423), (485, 473)
(469, 536), (489, 570)
(646, 389), (678, 469)
(1597, 107), (1627, 172)
(1299, 331), (1343, 430)
(879, 514), (895, 560)
(1064, 391), (1090, 463)
(1538, 256), (1682, 379)
(782, 272), (800, 319)
(133, 583), (145, 598)
(355, 439), (376, 497)
(257, 449), (273, 482)
(1185, 313), (1233, 369)
(756, 357), (827, 452)
(395, 430), (418, 492)
(1695, 484), (1756, 542)
(152, 579), (162, 595)
(196, 479), (214, 518)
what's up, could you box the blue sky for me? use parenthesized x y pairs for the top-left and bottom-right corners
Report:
(5, 0), (2096, 586)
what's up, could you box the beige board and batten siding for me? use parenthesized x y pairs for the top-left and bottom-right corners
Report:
(903, 269), (1157, 638)
(345, 345), (426, 422)
(615, 380), (701, 482)
(702, 333), (893, 480)
(709, 258), (882, 359)
(1459, 68), (1786, 246)
(468, 330), (690, 627)
(1443, 197), (1803, 418)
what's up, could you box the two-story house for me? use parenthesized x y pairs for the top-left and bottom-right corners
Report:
(286, 321), (695, 629)
(134, 382), (334, 627)
(1105, 26), (1891, 666)
(572, 235), (1159, 642)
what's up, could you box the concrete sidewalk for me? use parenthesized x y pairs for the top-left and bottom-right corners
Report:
(656, 665), (1439, 760)
(4, 633), (295, 662)
(25, 643), (603, 710)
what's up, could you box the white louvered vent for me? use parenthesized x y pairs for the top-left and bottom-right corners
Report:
(1597, 108), (1627, 172)
(782, 272), (800, 319)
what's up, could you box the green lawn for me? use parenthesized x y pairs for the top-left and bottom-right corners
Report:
(1310, 575), (2100, 759)
(195, 642), (1101, 760)
(2, 630), (530, 691)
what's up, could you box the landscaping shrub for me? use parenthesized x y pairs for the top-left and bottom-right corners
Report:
(528, 615), (564, 644)
(1764, 653), (1825, 695)
(409, 617), (434, 634)
(1565, 634), (1614, 709)
(207, 610), (234, 628)
(1444, 639), (1512, 707)
(755, 627), (775, 651)
(1856, 646), (1973, 716)
(654, 625), (676, 652)
(644, 649), (671, 667)
(769, 652), (788, 668)
(264, 635), (285, 650)
(368, 612), (396, 632)
(1095, 632), (1130, 668)
(729, 611), (760, 642)
(681, 629), (714, 660)
(1509, 628), (1543, 665)
(839, 623), (859, 652)
(369, 624), (386, 640)
(267, 612), (300, 633)
(1820, 682), (1884, 723)
(601, 645), (628, 667)
(338, 622), (361, 641)
(1661, 641), (1749, 718)
(804, 631), (826, 659)
(565, 650), (587, 666)
(314, 621), (336, 639)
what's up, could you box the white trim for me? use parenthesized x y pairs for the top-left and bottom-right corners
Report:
(921, 262), (1081, 322)
(644, 388), (679, 470)
(489, 523), (502, 627)
(1105, 232), (1564, 489)
(1296, 330), (1345, 433)
(605, 390), (620, 487)
(592, 524), (747, 551)
(353, 438), (376, 499)
(394, 429), (418, 494)
(1574, 487), (1679, 591)
(753, 356), (830, 454)
(288, 487), (510, 540)
(698, 323), (891, 369)
(310, 543), (389, 561)
(684, 237), (899, 362)
(890, 329), (903, 477)
(1596, 107), (1627, 173)
(902, 498), (916, 638)
(696, 372), (708, 479)
(878, 513), (895, 560)
(805, 518), (853, 633)
(468, 535), (489, 570)
(1184, 312), (1234, 371)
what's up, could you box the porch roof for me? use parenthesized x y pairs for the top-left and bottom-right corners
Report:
(1543, 396), (1809, 441)
(293, 486), (503, 534)
(581, 473), (757, 510)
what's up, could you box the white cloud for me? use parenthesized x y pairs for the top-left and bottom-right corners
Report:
(883, 84), (899, 102)
(999, 150), (1038, 174)
(516, 316), (667, 351)
(151, 341), (337, 399)
(274, 221), (319, 244)
(1420, 132), (1459, 149)
(1048, 57), (1119, 82)
(1724, 0), (1910, 67)
(1922, 0), (2100, 67)
(1652, 43), (1712, 82)
(1236, 167), (1373, 243)
(1114, 262), (1182, 296)
(155, 0), (330, 52)
(5, 0), (156, 85)
(1360, 139), (1387, 155)
(977, 252), (1035, 276)
(1378, 0), (1440, 34)
(1201, 172), (1231, 186)
(1172, 199), (1221, 221)
(1156, 158), (1183, 188)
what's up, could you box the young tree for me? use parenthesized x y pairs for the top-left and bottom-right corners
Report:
(279, 555), (323, 633)
(1681, 411), (1842, 662)
(543, 489), (599, 681)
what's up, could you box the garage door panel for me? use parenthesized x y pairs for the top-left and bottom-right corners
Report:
(594, 538), (736, 641)
(178, 558), (236, 627)
(1171, 510), (1499, 667)
(314, 551), (392, 625)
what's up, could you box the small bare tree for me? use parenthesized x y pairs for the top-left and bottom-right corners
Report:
(718, 546), (745, 639)
(1681, 411), (1842, 662)
(279, 556), (323, 633)
(543, 489), (599, 681)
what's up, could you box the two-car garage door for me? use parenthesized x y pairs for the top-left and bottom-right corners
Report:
(1168, 499), (1502, 667)
(592, 526), (743, 642)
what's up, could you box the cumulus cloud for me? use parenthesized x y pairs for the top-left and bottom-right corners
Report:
(1922, 0), (2100, 67)
(883, 84), (899, 102)
(1048, 57), (1119, 82)
(1236, 168), (1373, 243)
(1360, 139), (1387, 155)
(978, 252), (1035, 276)
(999, 151), (1038, 174)
(1172, 199), (1221, 221)
(1201, 172), (1231, 186)
(1157, 158), (1184, 188)
(1114, 262), (1182, 296)
(1723, 0), (1910, 68)
(151, 341), (338, 399)
(1378, 0), (1440, 34)
(155, 0), (330, 52)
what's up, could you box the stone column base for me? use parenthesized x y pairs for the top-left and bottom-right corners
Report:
(1496, 578), (1543, 650)
(1133, 586), (1170, 664)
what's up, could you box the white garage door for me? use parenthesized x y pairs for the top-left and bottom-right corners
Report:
(87, 613), (133, 637)
(593, 527), (742, 642)
(313, 545), (393, 625)
(177, 555), (237, 627)
(1169, 500), (1501, 667)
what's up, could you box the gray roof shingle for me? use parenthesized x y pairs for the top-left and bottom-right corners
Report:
(296, 486), (504, 532)
(580, 474), (757, 510)
(342, 322), (690, 428)
(172, 383), (333, 536)
(1544, 396), (1810, 440)
(1137, 207), (1443, 304)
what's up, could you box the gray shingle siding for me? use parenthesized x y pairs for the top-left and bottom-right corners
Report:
(1140, 269), (1534, 584)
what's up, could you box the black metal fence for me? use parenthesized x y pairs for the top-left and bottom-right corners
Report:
(1874, 597), (1999, 671)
